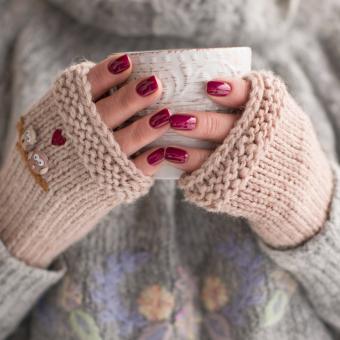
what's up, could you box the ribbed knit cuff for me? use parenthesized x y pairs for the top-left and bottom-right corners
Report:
(261, 163), (340, 325)
(0, 62), (152, 268)
(179, 71), (333, 248)
(54, 62), (152, 195)
(0, 240), (64, 339)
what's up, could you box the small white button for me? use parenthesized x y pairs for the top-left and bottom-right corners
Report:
(28, 150), (49, 175)
(21, 126), (37, 151)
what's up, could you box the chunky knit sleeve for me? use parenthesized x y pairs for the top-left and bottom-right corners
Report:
(0, 240), (65, 339)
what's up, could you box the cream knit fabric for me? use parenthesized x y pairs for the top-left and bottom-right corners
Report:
(179, 71), (333, 248)
(0, 62), (152, 268)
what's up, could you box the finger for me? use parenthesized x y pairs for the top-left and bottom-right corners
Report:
(87, 54), (132, 101)
(169, 111), (240, 143)
(164, 146), (212, 173)
(206, 78), (251, 108)
(96, 75), (162, 128)
(114, 108), (171, 156)
(133, 147), (166, 176)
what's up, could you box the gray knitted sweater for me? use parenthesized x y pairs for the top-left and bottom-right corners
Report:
(2, 0), (340, 339)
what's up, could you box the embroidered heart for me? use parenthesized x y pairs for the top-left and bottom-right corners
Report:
(52, 129), (66, 146)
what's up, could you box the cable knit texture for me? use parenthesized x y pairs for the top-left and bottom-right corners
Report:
(179, 71), (333, 248)
(0, 62), (152, 268)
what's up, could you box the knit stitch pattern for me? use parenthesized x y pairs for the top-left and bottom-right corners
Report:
(179, 71), (333, 248)
(0, 62), (152, 268)
(54, 62), (152, 195)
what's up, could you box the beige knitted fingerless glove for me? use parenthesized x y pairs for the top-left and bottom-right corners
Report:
(179, 72), (333, 249)
(0, 62), (152, 268)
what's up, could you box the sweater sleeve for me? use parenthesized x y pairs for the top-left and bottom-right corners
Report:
(262, 163), (340, 333)
(0, 60), (154, 338)
(0, 2), (66, 338)
(0, 241), (64, 339)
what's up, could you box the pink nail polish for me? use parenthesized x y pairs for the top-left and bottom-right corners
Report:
(149, 108), (171, 128)
(147, 147), (165, 166)
(108, 54), (130, 74)
(165, 147), (188, 164)
(207, 81), (232, 96)
(170, 114), (196, 130)
(136, 76), (158, 97)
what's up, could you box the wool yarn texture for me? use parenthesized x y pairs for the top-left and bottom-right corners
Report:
(179, 71), (333, 248)
(0, 62), (152, 268)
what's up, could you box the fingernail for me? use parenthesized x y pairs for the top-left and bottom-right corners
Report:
(147, 147), (165, 166)
(170, 114), (196, 130)
(136, 76), (158, 97)
(108, 54), (130, 74)
(149, 108), (171, 128)
(207, 81), (232, 96)
(165, 147), (188, 164)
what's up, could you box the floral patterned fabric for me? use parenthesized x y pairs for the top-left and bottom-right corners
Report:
(30, 215), (303, 340)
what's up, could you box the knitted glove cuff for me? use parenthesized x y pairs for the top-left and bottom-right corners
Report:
(179, 71), (334, 248)
(0, 62), (152, 267)
(54, 62), (152, 197)
(179, 72), (286, 205)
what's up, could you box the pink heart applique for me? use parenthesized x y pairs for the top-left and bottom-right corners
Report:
(51, 129), (66, 146)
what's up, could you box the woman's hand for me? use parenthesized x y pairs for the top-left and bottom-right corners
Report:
(164, 78), (251, 172)
(87, 54), (170, 176)
(88, 55), (252, 175)
(177, 71), (333, 249)
(0, 55), (174, 268)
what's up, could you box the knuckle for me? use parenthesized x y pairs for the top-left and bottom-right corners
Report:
(203, 115), (220, 138)
(196, 149), (210, 166)
(131, 121), (148, 145)
(88, 66), (104, 88)
(118, 86), (135, 112)
(95, 100), (111, 124)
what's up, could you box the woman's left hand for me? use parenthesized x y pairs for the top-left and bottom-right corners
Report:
(165, 77), (251, 172)
(177, 71), (333, 249)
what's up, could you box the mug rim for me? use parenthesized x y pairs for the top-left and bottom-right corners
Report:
(111, 46), (251, 56)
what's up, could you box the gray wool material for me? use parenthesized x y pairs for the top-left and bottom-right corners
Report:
(2, 0), (340, 339)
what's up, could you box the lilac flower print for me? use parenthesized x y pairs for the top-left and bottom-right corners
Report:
(203, 313), (232, 340)
(216, 232), (267, 327)
(174, 267), (201, 339)
(138, 322), (173, 340)
(89, 251), (150, 337)
(175, 266), (198, 306)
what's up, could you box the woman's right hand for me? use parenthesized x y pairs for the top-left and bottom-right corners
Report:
(0, 55), (169, 268)
(87, 54), (169, 176)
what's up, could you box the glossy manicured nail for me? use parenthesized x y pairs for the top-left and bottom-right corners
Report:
(165, 147), (188, 164)
(149, 108), (171, 128)
(170, 114), (196, 130)
(108, 54), (130, 74)
(147, 148), (165, 166)
(207, 81), (232, 96)
(136, 76), (158, 97)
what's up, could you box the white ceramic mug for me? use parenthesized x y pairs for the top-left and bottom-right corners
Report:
(113, 47), (252, 179)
